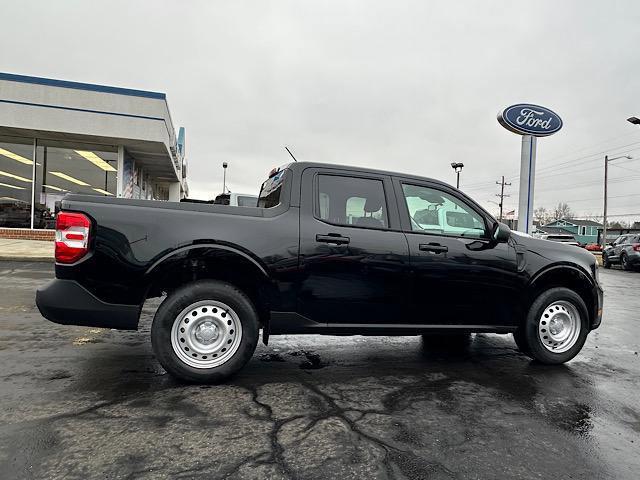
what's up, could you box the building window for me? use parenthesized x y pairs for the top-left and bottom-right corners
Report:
(0, 136), (34, 228)
(580, 226), (586, 236)
(34, 140), (117, 229)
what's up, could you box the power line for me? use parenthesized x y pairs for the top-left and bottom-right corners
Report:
(462, 136), (640, 190)
(546, 193), (640, 204)
(463, 149), (640, 193)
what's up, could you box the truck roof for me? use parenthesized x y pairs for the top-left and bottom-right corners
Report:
(284, 161), (455, 190)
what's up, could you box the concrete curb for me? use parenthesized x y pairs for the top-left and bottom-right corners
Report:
(0, 256), (54, 263)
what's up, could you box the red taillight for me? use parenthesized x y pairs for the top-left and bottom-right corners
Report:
(633, 244), (640, 252)
(55, 212), (91, 264)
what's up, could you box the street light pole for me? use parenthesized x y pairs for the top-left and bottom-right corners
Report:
(602, 154), (632, 247)
(222, 162), (228, 194)
(451, 162), (464, 189)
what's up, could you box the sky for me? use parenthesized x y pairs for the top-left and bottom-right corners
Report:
(1, 1), (639, 222)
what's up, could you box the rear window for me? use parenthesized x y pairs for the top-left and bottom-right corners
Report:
(258, 169), (286, 208)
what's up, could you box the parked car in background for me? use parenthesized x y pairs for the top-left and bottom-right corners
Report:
(214, 193), (258, 207)
(584, 243), (602, 252)
(538, 233), (580, 247)
(603, 234), (640, 271)
(181, 193), (258, 207)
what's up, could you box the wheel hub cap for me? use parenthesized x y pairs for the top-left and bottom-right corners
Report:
(195, 321), (219, 344)
(538, 300), (581, 354)
(548, 316), (566, 335)
(170, 301), (243, 369)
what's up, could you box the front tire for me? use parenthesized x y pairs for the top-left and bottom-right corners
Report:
(521, 288), (589, 364)
(151, 280), (259, 383)
(602, 253), (611, 269)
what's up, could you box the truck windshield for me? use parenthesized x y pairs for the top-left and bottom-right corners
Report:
(258, 169), (286, 208)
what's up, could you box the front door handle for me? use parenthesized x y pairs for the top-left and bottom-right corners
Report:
(419, 243), (448, 253)
(316, 233), (350, 245)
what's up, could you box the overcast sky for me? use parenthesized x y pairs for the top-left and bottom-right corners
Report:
(2, 1), (639, 220)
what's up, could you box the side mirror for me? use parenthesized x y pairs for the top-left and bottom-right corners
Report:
(492, 222), (511, 243)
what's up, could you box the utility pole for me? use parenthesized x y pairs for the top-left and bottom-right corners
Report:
(603, 154), (632, 247)
(603, 156), (608, 248)
(495, 176), (511, 222)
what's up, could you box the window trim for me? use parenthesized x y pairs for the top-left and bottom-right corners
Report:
(395, 179), (493, 240)
(313, 172), (391, 231)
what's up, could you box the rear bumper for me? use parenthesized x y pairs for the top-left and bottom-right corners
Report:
(36, 279), (140, 330)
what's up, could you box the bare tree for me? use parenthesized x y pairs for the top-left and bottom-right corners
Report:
(609, 221), (625, 229)
(534, 207), (551, 225)
(552, 202), (573, 220)
(584, 212), (603, 224)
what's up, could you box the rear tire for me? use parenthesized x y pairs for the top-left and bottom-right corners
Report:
(522, 287), (589, 364)
(621, 253), (631, 271)
(151, 280), (259, 383)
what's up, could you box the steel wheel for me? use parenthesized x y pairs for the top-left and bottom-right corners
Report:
(171, 300), (243, 369)
(538, 300), (581, 354)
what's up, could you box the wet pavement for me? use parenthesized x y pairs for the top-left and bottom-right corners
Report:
(0, 261), (638, 480)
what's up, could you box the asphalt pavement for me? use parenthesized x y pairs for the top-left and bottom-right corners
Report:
(0, 261), (638, 480)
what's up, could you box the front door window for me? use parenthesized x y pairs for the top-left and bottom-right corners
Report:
(401, 183), (487, 239)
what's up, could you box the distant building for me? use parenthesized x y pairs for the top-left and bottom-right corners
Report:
(0, 72), (188, 233)
(597, 226), (640, 244)
(537, 219), (602, 245)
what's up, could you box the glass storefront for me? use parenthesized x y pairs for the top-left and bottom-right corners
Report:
(0, 136), (117, 229)
(0, 136), (34, 228)
(34, 140), (117, 228)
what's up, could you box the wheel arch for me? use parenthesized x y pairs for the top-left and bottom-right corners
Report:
(143, 243), (276, 330)
(527, 264), (596, 327)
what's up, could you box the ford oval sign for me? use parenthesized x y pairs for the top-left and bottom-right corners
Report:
(497, 104), (562, 137)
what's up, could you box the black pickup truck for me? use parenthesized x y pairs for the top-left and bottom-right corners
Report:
(36, 162), (603, 382)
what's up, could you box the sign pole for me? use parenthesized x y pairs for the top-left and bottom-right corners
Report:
(497, 103), (562, 233)
(518, 135), (537, 234)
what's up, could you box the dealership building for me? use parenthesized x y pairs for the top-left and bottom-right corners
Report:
(0, 72), (187, 236)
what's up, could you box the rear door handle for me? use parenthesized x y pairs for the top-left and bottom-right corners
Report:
(316, 234), (350, 245)
(419, 243), (448, 253)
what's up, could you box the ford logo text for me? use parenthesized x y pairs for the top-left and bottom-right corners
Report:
(497, 104), (562, 136)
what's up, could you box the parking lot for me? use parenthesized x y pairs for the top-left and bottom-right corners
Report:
(0, 261), (638, 480)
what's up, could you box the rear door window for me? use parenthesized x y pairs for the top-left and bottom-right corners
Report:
(316, 175), (388, 229)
